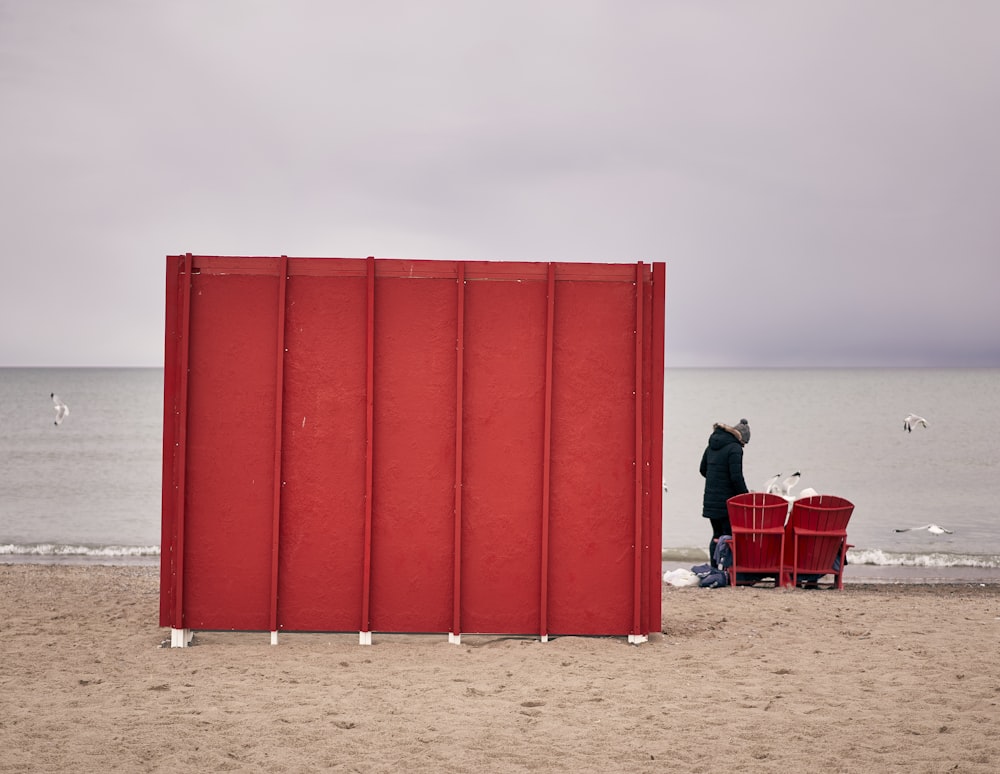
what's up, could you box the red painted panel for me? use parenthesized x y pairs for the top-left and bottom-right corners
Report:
(548, 277), (637, 635)
(161, 256), (664, 639)
(182, 269), (279, 630)
(276, 270), (369, 631)
(369, 275), (457, 633)
(461, 276), (548, 634)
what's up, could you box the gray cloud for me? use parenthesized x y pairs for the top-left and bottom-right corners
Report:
(2, 1), (998, 366)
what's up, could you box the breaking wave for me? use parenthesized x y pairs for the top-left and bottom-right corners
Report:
(0, 543), (160, 559)
(846, 548), (1000, 569)
(663, 546), (1000, 569)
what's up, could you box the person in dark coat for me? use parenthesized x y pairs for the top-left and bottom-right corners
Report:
(699, 419), (751, 567)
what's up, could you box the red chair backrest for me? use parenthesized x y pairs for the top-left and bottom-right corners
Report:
(727, 492), (788, 532)
(726, 492), (788, 571)
(788, 495), (854, 572)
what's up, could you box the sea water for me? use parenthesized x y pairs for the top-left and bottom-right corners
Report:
(662, 368), (1000, 574)
(0, 368), (162, 560)
(1, 367), (998, 576)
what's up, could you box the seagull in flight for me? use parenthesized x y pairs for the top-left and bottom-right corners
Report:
(903, 414), (928, 432)
(764, 471), (801, 496)
(894, 524), (953, 535)
(51, 393), (70, 426)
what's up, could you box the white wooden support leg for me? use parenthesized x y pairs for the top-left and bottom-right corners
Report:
(171, 628), (193, 648)
(359, 631), (372, 645)
(270, 631), (278, 646)
(628, 634), (648, 645)
(540, 634), (549, 643)
(448, 632), (461, 645)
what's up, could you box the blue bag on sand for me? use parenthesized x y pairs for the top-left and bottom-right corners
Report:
(698, 568), (729, 588)
(692, 560), (729, 588)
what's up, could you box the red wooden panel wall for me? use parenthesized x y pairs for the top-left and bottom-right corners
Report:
(160, 255), (665, 639)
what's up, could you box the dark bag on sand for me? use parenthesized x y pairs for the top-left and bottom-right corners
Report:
(691, 562), (729, 588)
(699, 568), (729, 588)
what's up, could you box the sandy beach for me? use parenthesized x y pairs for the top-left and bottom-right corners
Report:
(2, 565), (998, 773)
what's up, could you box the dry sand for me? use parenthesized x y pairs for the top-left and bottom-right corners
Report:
(1, 564), (998, 773)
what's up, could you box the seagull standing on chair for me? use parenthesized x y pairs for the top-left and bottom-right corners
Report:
(764, 471), (801, 497)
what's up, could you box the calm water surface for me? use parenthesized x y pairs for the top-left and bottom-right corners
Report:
(1, 367), (998, 575)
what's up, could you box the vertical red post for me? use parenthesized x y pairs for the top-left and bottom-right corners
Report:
(172, 254), (194, 630)
(269, 257), (288, 636)
(539, 263), (555, 638)
(452, 263), (465, 638)
(361, 256), (376, 635)
(159, 256), (181, 626)
(632, 262), (645, 637)
(649, 262), (666, 631)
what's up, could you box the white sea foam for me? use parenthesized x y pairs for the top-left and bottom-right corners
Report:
(660, 547), (711, 563)
(846, 548), (1000, 569)
(662, 546), (1000, 569)
(0, 543), (160, 558)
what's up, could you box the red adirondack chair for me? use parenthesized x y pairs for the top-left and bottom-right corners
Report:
(785, 495), (855, 589)
(725, 492), (789, 587)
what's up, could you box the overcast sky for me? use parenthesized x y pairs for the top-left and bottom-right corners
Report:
(2, 1), (998, 368)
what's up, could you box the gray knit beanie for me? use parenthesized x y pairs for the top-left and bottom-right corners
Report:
(734, 419), (750, 445)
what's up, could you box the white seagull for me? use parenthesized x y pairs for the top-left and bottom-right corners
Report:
(764, 471), (801, 497)
(51, 392), (70, 426)
(903, 414), (928, 432)
(894, 524), (953, 535)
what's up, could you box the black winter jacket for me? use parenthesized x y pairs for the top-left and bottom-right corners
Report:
(699, 423), (749, 519)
